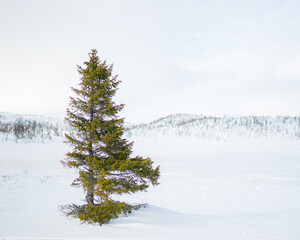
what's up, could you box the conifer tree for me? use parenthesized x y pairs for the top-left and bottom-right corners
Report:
(61, 49), (160, 225)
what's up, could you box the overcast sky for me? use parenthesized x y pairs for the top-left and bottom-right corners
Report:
(0, 0), (299, 123)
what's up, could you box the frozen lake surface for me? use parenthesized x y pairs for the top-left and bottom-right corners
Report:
(0, 137), (300, 240)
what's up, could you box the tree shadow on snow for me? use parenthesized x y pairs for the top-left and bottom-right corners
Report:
(118, 205), (203, 227)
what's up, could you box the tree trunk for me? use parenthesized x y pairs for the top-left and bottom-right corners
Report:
(86, 184), (94, 205)
(86, 106), (95, 205)
(86, 168), (95, 205)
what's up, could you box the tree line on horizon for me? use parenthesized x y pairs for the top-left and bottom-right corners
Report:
(0, 117), (62, 141)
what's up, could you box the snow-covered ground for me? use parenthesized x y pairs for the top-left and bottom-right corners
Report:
(1, 135), (300, 240)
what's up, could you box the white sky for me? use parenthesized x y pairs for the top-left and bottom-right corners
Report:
(0, 0), (299, 123)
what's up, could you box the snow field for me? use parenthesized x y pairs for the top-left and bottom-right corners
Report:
(0, 137), (300, 239)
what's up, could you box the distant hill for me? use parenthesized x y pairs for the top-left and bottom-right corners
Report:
(123, 113), (300, 141)
(0, 112), (66, 142)
(1, 112), (299, 141)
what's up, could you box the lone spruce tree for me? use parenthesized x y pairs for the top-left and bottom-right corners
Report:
(62, 49), (160, 225)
